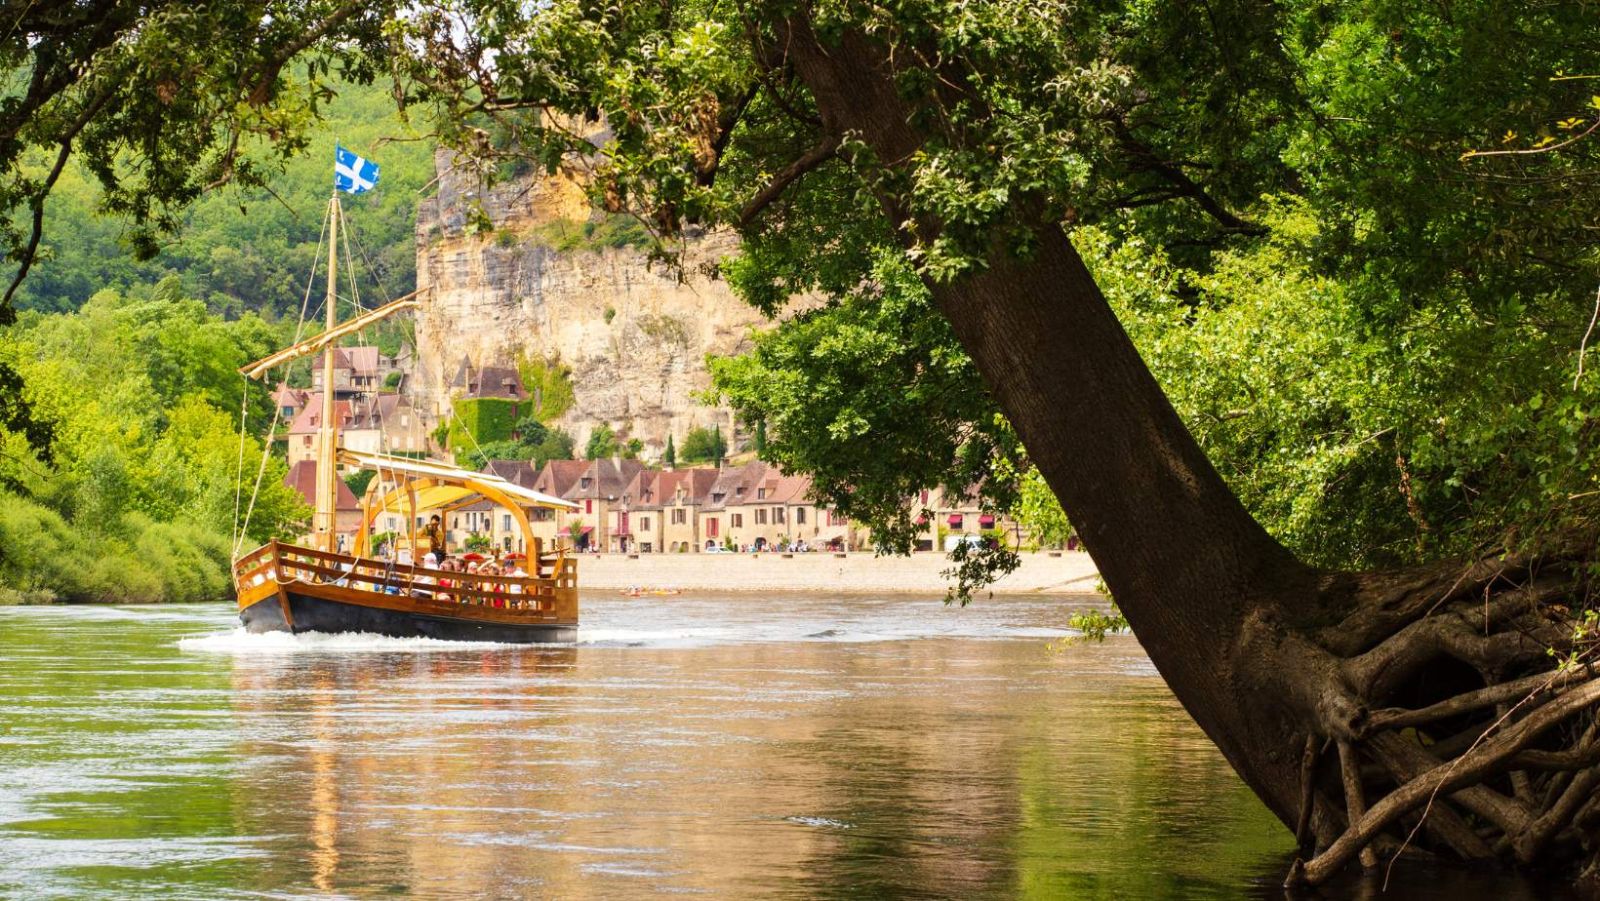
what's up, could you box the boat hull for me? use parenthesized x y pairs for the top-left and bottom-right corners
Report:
(233, 540), (580, 645)
(240, 590), (577, 643)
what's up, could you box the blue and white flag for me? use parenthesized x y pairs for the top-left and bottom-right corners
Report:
(334, 145), (380, 194)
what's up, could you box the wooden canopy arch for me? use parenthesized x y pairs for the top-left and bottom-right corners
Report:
(340, 450), (578, 559)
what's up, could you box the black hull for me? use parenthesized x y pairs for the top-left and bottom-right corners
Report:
(240, 592), (577, 644)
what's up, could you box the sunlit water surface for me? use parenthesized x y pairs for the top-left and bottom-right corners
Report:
(0, 593), (1575, 899)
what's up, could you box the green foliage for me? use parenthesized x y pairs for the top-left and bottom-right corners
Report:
(663, 433), (677, 469)
(585, 423), (618, 460)
(678, 425), (727, 465)
(517, 355), (575, 421)
(528, 215), (654, 254)
(457, 416), (576, 470)
(344, 469), (376, 500)
(622, 437), (644, 460)
(382, 370), (403, 390)
(463, 533), (492, 552)
(1067, 605), (1131, 643)
(447, 397), (519, 459)
(1010, 463), (1074, 551)
(0, 287), (309, 601)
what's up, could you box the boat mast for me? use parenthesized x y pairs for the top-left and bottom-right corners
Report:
(315, 194), (341, 553)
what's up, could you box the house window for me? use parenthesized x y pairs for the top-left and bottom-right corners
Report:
(400, 414), (409, 427)
(731, 513), (743, 528)
(707, 517), (719, 537)
(773, 507), (785, 524)
(757, 487), (766, 500)
(503, 514), (512, 531)
(304, 436), (312, 447)
(829, 510), (847, 526)
(581, 477), (593, 490)
(641, 516), (651, 531)
(585, 499), (594, 514)
(672, 509), (686, 524)
(796, 508), (806, 525)
(755, 509), (767, 525)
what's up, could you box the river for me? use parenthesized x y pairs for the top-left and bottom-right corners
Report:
(0, 593), (1574, 899)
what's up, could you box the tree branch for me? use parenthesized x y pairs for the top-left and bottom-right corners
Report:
(736, 133), (840, 227)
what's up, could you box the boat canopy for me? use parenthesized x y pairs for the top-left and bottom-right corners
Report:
(340, 450), (579, 512)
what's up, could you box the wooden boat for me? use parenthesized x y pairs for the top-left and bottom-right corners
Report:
(231, 192), (580, 642)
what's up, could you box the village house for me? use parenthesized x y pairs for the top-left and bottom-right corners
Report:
(311, 346), (383, 397)
(697, 461), (765, 551)
(612, 468), (718, 553)
(693, 461), (862, 552)
(286, 393), (427, 469)
(659, 468), (720, 552)
(908, 485), (1014, 552)
(561, 458), (644, 552)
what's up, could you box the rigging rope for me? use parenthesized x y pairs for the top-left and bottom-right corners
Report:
(232, 199), (331, 560)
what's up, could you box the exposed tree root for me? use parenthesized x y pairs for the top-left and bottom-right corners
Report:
(1277, 550), (1600, 888)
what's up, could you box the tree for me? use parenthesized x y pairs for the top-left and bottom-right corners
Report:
(584, 423), (618, 460)
(398, 1), (1600, 885)
(0, 2), (401, 484)
(678, 425), (726, 465)
(663, 433), (676, 469)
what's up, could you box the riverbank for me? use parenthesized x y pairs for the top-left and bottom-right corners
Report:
(575, 550), (1100, 594)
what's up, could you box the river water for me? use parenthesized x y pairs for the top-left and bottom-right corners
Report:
(0, 593), (1574, 899)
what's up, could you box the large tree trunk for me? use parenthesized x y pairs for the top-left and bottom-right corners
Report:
(778, 15), (1600, 888)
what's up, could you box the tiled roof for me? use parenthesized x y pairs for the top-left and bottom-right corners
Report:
(286, 395), (351, 434)
(532, 459), (589, 497)
(283, 460), (360, 511)
(561, 458), (645, 500)
(286, 394), (412, 434)
(481, 459), (538, 488)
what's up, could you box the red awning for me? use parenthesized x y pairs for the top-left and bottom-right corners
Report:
(614, 530), (632, 537)
(947, 514), (963, 526)
(579, 526), (594, 535)
(979, 514), (996, 527)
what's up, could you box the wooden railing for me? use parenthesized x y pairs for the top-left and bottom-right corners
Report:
(235, 541), (577, 618)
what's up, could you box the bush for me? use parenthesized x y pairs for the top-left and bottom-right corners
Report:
(0, 492), (233, 604)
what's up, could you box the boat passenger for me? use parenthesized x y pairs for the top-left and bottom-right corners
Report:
(436, 558), (457, 602)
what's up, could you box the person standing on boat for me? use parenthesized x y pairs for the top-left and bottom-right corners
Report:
(425, 514), (447, 566)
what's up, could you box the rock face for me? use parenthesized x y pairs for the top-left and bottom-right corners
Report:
(413, 153), (768, 458)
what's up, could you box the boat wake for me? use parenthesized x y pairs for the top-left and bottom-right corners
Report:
(176, 594), (1089, 653)
(177, 628), (528, 654)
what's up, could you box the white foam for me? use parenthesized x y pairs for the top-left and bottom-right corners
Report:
(177, 627), (526, 654)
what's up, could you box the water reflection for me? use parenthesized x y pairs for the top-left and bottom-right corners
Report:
(0, 597), (1577, 899)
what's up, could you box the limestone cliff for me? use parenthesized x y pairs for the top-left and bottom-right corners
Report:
(412, 153), (768, 458)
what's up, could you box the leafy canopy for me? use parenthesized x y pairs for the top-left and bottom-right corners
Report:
(395, 0), (1600, 585)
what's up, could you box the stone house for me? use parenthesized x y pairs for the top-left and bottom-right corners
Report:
(562, 458), (645, 552)
(613, 468), (719, 553)
(659, 468), (720, 552)
(286, 393), (427, 469)
(311, 346), (383, 397)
